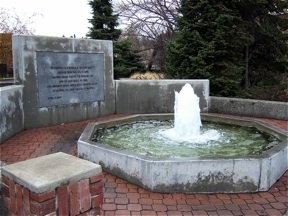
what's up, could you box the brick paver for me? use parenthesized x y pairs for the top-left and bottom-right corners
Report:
(0, 114), (287, 216)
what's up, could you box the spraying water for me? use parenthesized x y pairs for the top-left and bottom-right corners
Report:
(174, 83), (202, 137)
(160, 84), (220, 143)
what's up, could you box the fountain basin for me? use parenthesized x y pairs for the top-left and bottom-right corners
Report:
(78, 114), (287, 193)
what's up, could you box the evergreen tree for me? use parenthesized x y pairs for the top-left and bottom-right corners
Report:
(87, 0), (144, 78)
(166, 0), (247, 96)
(87, 0), (121, 40)
(114, 39), (145, 79)
(236, 0), (288, 87)
(166, 0), (288, 96)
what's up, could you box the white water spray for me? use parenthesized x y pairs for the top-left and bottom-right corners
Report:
(160, 83), (220, 143)
(174, 83), (202, 137)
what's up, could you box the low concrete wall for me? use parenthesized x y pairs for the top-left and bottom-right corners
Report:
(0, 80), (286, 143)
(209, 97), (288, 120)
(116, 80), (209, 114)
(0, 85), (24, 143)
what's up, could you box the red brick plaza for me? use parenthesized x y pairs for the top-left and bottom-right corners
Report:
(1, 114), (287, 216)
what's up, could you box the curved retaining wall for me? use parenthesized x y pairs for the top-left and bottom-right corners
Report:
(1, 81), (287, 143)
(0, 85), (24, 143)
(209, 97), (288, 120)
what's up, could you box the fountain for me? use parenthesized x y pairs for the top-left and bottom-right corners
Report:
(78, 84), (287, 193)
(170, 83), (202, 139)
(160, 83), (219, 143)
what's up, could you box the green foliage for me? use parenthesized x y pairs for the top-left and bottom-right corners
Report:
(87, 0), (121, 40)
(237, 0), (288, 86)
(166, 0), (245, 96)
(87, 0), (144, 79)
(238, 83), (288, 102)
(166, 0), (288, 97)
(114, 39), (145, 79)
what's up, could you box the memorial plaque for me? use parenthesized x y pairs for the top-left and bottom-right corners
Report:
(36, 52), (104, 107)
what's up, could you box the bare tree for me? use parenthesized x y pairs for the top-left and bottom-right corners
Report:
(116, 0), (180, 71)
(0, 7), (35, 34)
(0, 8), (36, 78)
(117, 0), (179, 39)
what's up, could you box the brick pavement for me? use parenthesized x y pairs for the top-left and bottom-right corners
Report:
(0, 114), (287, 216)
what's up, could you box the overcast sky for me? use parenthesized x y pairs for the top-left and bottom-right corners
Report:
(1, 0), (92, 38)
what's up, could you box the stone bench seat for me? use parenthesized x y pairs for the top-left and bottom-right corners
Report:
(1, 152), (103, 216)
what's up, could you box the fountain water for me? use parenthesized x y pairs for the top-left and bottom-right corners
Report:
(160, 83), (219, 143)
(171, 83), (202, 137)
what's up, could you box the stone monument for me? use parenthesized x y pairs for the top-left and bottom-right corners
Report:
(13, 35), (115, 128)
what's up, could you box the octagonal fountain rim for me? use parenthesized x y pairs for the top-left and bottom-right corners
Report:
(78, 113), (287, 193)
(78, 113), (287, 161)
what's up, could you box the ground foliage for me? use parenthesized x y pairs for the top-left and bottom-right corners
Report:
(239, 83), (288, 102)
(166, 0), (288, 97)
(129, 71), (164, 80)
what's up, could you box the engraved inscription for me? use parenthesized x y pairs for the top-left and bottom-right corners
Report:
(37, 52), (104, 107)
(47, 66), (96, 93)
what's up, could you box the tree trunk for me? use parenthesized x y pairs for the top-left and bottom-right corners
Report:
(147, 48), (157, 71)
(245, 45), (250, 89)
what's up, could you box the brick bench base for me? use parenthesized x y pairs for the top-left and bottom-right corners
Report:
(1, 153), (103, 216)
(2, 174), (103, 215)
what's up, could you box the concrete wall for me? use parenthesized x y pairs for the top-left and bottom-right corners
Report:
(12, 35), (115, 128)
(116, 80), (209, 114)
(0, 85), (24, 143)
(209, 97), (288, 120)
(0, 80), (287, 143)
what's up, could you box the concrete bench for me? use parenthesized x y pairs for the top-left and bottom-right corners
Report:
(1, 152), (103, 215)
